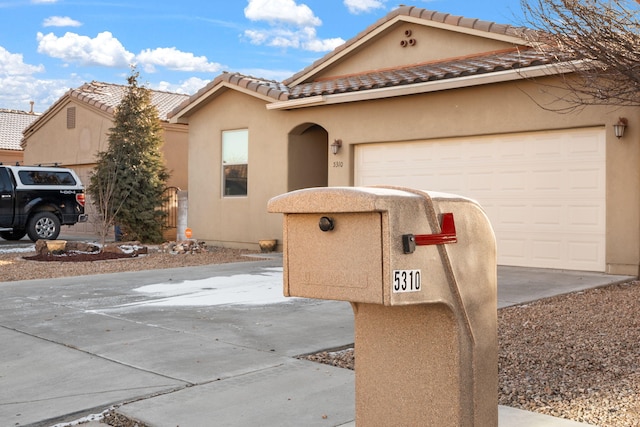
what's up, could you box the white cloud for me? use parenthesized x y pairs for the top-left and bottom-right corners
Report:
(244, 0), (321, 27)
(43, 16), (82, 27)
(37, 31), (135, 67)
(0, 72), (81, 113)
(0, 45), (75, 112)
(304, 36), (345, 52)
(344, 0), (386, 14)
(242, 0), (341, 52)
(239, 68), (295, 82)
(36, 31), (222, 74)
(153, 76), (210, 96)
(0, 46), (45, 76)
(244, 29), (269, 45)
(244, 27), (344, 52)
(136, 47), (222, 73)
(31, 0), (58, 3)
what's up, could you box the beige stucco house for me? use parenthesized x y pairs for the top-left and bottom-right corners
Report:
(0, 107), (39, 165)
(22, 81), (189, 235)
(170, 6), (640, 275)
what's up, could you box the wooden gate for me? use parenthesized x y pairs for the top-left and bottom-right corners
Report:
(161, 186), (180, 240)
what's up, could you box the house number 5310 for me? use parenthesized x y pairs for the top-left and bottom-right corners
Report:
(393, 269), (421, 293)
(332, 161), (344, 168)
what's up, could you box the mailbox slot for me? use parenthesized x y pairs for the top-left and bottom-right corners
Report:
(285, 212), (384, 304)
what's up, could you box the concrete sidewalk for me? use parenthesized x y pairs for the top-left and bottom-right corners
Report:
(0, 257), (633, 427)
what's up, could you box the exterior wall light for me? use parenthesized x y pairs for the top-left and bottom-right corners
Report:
(331, 139), (343, 155)
(614, 117), (628, 139)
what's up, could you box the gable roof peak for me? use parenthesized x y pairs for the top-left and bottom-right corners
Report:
(167, 71), (290, 121)
(284, 5), (535, 86)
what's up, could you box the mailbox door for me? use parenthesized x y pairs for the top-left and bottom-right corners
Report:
(284, 212), (384, 304)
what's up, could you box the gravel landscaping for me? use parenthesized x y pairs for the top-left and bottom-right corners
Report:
(0, 244), (262, 283)
(498, 281), (640, 426)
(3, 243), (638, 426)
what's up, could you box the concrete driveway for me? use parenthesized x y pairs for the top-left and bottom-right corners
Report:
(0, 254), (633, 426)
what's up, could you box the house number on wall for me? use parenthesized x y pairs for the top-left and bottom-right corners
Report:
(332, 161), (344, 168)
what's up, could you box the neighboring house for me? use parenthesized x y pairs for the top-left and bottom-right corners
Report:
(170, 6), (640, 275)
(0, 107), (39, 165)
(22, 81), (190, 235)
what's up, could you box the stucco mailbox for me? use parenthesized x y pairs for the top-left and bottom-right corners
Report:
(267, 186), (497, 426)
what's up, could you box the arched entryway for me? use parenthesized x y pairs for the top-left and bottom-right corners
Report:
(287, 123), (328, 191)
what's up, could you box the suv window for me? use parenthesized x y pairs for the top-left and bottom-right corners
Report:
(18, 170), (77, 186)
(0, 168), (11, 192)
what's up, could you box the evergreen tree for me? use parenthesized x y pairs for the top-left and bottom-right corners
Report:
(88, 69), (169, 243)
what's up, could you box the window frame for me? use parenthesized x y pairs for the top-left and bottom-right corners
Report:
(221, 129), (249, 197)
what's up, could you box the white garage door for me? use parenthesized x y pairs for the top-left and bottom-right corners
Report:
(355, 128), (606, 271)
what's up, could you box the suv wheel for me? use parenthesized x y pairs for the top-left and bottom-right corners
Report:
(0, 229), (27, 240)
(27, 212), (61, 241)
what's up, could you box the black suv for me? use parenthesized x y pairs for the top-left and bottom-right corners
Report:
(0, 165), (88, 241)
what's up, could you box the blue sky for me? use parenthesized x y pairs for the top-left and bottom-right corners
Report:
(0, 0), (525, 112)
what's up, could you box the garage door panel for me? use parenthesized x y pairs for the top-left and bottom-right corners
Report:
(568, 240), (602, 268)
(533, 169), (564, 190)
(355, 128), (606, 271)
(569, 204), (603, 227)
(498, 205), (529, 225)
(467, 172), (493, 191)
(497, 171), (527, 191)
(531, 205), (563, 225)
(569, 168), (603, 191)
(532, 239), (563, 263)
(568, 132), (605, 154)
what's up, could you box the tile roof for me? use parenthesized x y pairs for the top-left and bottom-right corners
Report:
(0, 109), (40, 151)
(69, 81), (190, 120)
(287, 47), (558, 99)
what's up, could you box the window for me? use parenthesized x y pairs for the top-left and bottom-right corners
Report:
(222, 129), (248, 196)
(18, 170), (76, 186)
(0, 168), (11, 192)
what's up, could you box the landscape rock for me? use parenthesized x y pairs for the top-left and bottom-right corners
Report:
(160, 240), (208, 254)
(103, 241), (147, 256)
(65, 241), (100, 253)
(34, 239), (49, 255)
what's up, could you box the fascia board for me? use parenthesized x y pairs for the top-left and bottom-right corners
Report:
(400, 15), (535, 46)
